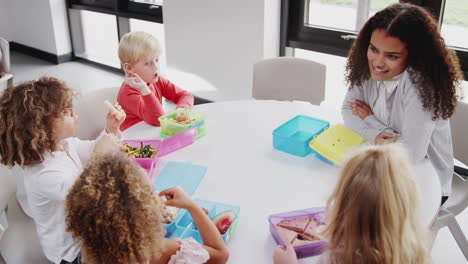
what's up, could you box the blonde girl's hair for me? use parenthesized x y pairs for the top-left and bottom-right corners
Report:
(0, 76), (74, 166)
(118, 31), (161, 65)
(323, 144), (430, 264)
(66, 153), (166, 264)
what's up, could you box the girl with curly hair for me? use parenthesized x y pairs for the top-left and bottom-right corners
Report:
(342, 3), (463, 201)
(66, 153), (229, 264)
(273, 144), (430, 264)
(0, 76), (124, 264)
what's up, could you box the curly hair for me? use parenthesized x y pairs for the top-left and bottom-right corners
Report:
(0, 76), (74, 166)
(346, 3), (463, 120)
(66, 153), (165, 264)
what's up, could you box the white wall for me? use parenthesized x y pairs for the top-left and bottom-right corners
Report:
(1, 0), (281, 101)
(0, 0), (71, 56)
(264, 0), (281, 58)
(164, 0), (281, 101)
(49, 0), (72, 55)
(0, 0), (12, 40)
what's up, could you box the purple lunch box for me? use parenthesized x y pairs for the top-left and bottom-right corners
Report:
(268, 207), (327, 258)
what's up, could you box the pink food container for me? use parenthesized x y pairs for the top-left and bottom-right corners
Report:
(268, 207), (327, 258)
(122, 127), (197, 178)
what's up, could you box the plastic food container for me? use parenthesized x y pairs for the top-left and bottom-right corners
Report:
(169, 199), (240, 244)
(158, 108), (207, 139)
(273, 115), (330, 157)
(309, 124), (364, 165)
(269, 208), (326, 258)
(122, 127), (197, 178)
(121, 140), (160, 177)
(153, 161), (239, 244)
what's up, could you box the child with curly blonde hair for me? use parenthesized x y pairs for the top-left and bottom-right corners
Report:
(66, 153), (229, 264)
(117, 31), (194, 131)
(0, 76), (124, 264)
(274, 144), (430, 264)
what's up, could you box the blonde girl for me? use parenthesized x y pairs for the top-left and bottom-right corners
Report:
(274, 144), (430, 264)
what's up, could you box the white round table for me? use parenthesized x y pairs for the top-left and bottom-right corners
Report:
(123, 100), (441, 264)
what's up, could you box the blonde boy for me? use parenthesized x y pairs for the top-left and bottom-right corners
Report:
(117, 31), (194, 131)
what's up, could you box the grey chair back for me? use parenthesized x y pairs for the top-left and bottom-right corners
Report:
(252, 57), (326, 105)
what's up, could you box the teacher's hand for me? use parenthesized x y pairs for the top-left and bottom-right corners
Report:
(350, 99), (373, 120)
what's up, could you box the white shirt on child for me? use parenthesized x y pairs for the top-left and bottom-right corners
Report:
(15, 135), (100, 264)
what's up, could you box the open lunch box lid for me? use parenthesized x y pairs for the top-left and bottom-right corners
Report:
(122, 126), (197, 161)
(309, 124), (364, 165)
(157, 127), (198, 157)
(122, 127), (197, 179)
(152, 161), (207, 196)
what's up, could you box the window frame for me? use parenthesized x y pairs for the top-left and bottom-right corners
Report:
(67, 0), (163, 23)
(66, 0), (165, 70)
(281, 0), (468, 80)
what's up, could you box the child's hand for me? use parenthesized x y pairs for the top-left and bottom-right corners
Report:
(105, 102), (125, 136)
(159, 186), (196, 210)
(350, 99), (374, 120)
(273, 244), (298, 264)
(374, 131), (398, 145)
(92, 134), (121, 157)
(125, 73), (151, 96)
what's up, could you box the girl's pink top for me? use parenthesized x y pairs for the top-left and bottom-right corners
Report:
(168, 237), (209, 264)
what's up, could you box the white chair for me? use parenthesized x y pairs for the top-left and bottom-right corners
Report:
(0, 38), (13, 93)
(252, 57), (326, 105)
(75, 87), (119, 140)
(0, 166), (15, 241)
(432, 101), (468, 261)
(0, 165), (51, 264)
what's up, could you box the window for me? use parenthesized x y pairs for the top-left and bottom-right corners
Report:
(67, 0), (164, 68)
(70, 10), (120, 68)
(440, 0), (468, 80)
(126, 0), (163, 22)
(69, 0), (116, 11)
(307, 0), (399, 32)
(67, 0), (163, 23)
(283, 0), (468, 80)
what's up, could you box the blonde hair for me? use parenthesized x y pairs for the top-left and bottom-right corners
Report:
(118, 31), (161, 65)
(66, 153), (165, 264)
(323, 144), (430, 264)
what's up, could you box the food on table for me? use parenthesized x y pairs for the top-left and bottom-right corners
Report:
(277, 216), (311, 233)
(212, 210), (235, 235)
(121, 142), (156, 158)
(303, 217), (323, 240)
(170, 109), (196, 125)
(104, 100), (125, 121)
(161, 205), (180, 224)
(276, 226), (298, 245)
(275, 216), (324, 246)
